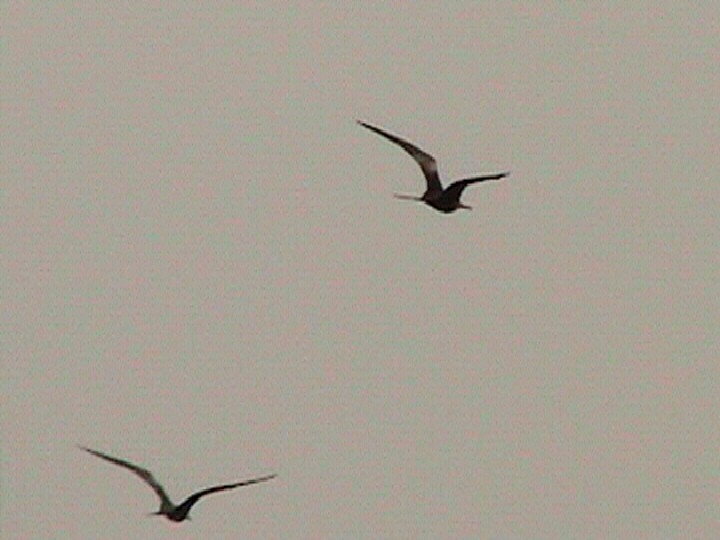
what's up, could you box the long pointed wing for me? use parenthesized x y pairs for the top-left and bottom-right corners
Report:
(177, 473), (277, 514)
(80, 446), (173, 507)
(444, 172), (508, 200)
(357, 120), (443, 194)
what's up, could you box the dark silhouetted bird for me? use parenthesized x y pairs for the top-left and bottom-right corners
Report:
(358, 120), (508, 213)
(80, 446), (276, 522)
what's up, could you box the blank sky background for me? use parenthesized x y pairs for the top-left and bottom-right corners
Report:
(2, 2), (719, 538)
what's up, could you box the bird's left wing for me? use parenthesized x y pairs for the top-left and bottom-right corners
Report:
(79, 446), (173, 507)
(357, 120), (443, 194)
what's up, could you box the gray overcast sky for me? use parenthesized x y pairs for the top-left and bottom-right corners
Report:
(2, 2), (719, 538)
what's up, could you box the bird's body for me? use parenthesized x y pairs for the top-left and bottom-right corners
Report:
(357, 120), (508, 213)
(80, 446), (276, 522)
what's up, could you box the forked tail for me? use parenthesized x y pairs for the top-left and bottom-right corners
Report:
(393, 193), (423, 201)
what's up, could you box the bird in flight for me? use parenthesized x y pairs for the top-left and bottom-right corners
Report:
(357, 120), (508, 213)
(79, 445), (276, 522)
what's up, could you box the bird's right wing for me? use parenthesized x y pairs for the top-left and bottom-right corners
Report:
(79, 446), (173, 507)
(455, 172), (509, 184)
(445, 172), (509, 199)
(178, 474), (278, 513)
(357, 121), (443, 194)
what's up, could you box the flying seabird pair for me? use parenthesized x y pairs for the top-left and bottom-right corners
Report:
(357, 120), (509, 213)
(80, 122), (507, 526)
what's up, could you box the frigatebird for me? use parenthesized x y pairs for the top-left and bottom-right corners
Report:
(80, 446), (276, 522)
(357, 120), (508, 213)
